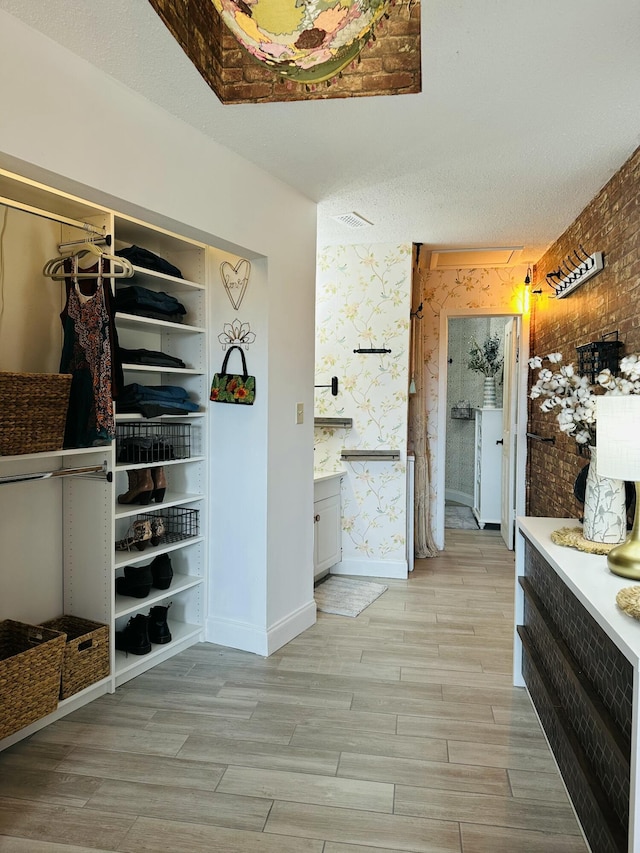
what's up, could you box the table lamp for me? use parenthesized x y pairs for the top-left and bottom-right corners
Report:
(596, 395), (640, 579)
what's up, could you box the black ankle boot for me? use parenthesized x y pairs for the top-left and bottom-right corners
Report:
(115, 614), (151, 655)
(148, 603), (172, 645)
(116, 563), (153, 598)
(150, 554), (173, 590)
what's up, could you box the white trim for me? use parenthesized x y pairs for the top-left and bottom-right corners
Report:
(206, 599), (316, 657)
(331, 558), (408, 579)
(445, 489), (473, 507)
(266, 600), (317, 656)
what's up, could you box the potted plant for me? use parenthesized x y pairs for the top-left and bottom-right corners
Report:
(468, 334), (503, 407)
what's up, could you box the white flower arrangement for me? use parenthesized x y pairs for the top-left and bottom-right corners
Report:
(528, 352), (640, 446)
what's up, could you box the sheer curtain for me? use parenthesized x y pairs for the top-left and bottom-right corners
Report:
(408, 248), (438, 557)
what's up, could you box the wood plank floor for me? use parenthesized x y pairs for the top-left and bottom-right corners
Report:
(0, 529), (588, 852)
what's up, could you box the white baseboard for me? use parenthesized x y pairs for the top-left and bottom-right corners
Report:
(445, 489), (473, 507)
(266, 599), (316, 655)
(331, 558), (408, 579)
(205, 599), (316, 656)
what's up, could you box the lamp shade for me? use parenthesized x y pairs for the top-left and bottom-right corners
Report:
(595, 395), (640, 480)
(211, 0), (392, 83)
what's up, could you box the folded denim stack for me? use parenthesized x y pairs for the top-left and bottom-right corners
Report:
(117, 383), (199, 418)
(118, 347), (186, 369)
(115, 285), (186, 324)
(115, 245), (183, 279)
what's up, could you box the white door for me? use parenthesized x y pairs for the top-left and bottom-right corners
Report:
(500, 318), (519, 549)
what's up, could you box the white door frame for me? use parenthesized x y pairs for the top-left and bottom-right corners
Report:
(435, 307), (530, 551)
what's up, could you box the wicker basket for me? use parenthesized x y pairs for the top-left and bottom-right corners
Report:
(0, 620), (66, 740)
(0, 372), (72, 456)
(41, 616), (110, 699)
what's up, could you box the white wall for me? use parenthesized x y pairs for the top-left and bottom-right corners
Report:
(0, 10), (318, 655)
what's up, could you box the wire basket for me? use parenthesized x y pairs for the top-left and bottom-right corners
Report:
(116, 422), (191, 463)
(0, 372), (72, 456)
(576, 339), (623, 384)
(137, 506), (199, 545)
(0, 620), (66, 739)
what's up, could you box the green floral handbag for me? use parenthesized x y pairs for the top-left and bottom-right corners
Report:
(210, 346), (256, 405)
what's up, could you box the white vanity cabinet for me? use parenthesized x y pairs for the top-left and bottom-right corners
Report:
(313, 473), (342, 579)
(472, 407), (503, 528)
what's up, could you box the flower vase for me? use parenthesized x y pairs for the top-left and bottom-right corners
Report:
(582, 445), (627, 544)
(482, 375), (496, 408)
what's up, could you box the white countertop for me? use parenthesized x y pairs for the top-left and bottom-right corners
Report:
(517, 516), (640, 665)
(313, 471), (344, 483)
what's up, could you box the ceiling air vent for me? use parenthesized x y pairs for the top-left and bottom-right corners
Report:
(332, 211), (373, 229)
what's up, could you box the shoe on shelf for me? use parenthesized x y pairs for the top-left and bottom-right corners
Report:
(150, 515), (166, 546)
(118, 469), (154, 505)
(115, 613), (151, 655)
(116, 563), (153, 598)
(148, 603), (172, 645)
(115, 519), (153, 552)
(151, 466), (167, 503)
(150, 553), (173, 590)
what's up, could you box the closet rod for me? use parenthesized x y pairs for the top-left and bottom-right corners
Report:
(58, 235), (111, 252)
(0, 463), (111, 486)
(0, 195), (105, 237)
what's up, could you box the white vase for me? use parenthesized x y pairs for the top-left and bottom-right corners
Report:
(482, 375), (496, 408)
(582, 445), (627, 543)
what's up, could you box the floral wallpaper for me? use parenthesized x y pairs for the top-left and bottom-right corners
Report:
(315, 243), (412, 574)
(416, 264), (526, 544)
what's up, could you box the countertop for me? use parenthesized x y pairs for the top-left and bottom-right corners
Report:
(517, 516), (640, 665)
(314, 471), (343, 483)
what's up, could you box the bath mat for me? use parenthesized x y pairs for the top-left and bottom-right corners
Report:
(445, 505), (479, 529)
(314, 577), (388, 617)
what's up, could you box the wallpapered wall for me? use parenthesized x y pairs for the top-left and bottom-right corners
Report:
(315, 243), (412, 576)
(414, 265), (527, 543)
(446, 316), (507, 504)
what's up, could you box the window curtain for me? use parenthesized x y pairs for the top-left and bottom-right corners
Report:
(408, 248), (438, 557)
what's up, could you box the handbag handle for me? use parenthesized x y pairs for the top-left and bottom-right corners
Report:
(220, 345), (249, 379)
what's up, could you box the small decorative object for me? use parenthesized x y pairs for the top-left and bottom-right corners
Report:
(550, 526), (618, 555)
(468, 334), (503, 408)
(210, 345), (256, 405)
(220, 259), (251, 311)
(595, 396), (640, 578)
(616, 586), (640, 620)
(581, 445), (626, 544)
(218, 318), (256, 350)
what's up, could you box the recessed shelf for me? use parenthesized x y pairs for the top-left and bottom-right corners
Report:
(115, 492), (205, 521)
(121, 363), (202, 376)
(115, 312), (205, 334)
(115, 574), (204, 619)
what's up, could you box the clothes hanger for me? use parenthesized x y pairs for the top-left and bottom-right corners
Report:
(43, 245), (134, 280)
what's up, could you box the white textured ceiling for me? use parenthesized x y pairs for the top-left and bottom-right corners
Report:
(2, 0), (639, 261)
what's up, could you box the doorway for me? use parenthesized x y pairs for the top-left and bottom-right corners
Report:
(436, 309), (526, 551)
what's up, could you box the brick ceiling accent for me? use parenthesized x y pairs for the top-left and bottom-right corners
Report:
(148, 0), (421, 104)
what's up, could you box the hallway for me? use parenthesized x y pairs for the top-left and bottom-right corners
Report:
(0, 530), (587, 852)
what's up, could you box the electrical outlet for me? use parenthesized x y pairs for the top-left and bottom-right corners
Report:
(296, 402), (304, 424)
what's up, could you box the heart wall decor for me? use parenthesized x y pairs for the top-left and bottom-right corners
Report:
(221, 259), (251, 311)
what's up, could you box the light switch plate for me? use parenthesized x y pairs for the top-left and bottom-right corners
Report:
(296, 402), (304, 424)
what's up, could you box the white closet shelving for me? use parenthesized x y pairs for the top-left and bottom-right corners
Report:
(0, 169), (210, 747)
(111, 213), (208, 686)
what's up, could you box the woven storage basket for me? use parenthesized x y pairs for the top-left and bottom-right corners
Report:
(0, 372), (72, 456)
(41, 616), (110, 699)
(0, 620), (66, 740)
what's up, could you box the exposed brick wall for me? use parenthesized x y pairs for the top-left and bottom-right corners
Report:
(148, 0), (421, 104)
(527, 146), (640, 519)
